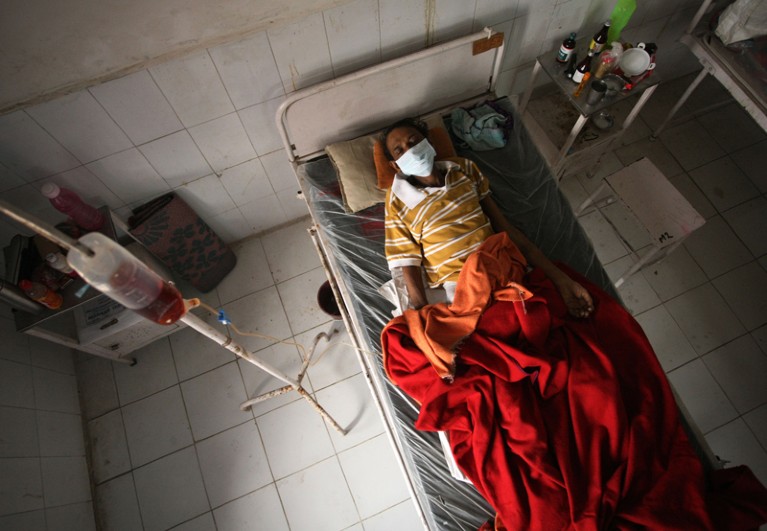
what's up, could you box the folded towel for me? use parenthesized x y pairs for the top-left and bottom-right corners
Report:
(450, 101), (513, 151)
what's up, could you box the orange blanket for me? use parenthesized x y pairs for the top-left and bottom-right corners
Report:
(384, 232), (532, 381)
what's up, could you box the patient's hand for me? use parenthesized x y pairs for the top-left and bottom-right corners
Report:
(555, 278), (594, 318)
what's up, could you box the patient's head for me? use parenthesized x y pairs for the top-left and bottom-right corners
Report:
(381, 118), (428, 161)
(382, 118), (437, 178)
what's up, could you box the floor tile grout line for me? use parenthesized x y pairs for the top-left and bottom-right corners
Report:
(568, 100), (767, 466)
(699, 341), (766, 417)
(331, 452), (365, 527)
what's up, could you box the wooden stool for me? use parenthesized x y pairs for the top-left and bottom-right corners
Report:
(576, 157), (705, 288)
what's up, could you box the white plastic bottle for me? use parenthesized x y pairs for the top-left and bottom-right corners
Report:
(46, 252), (77, 277)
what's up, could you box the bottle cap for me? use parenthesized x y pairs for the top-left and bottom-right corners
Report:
(41, 183), (61, 198)
(18, 279), (33, 290)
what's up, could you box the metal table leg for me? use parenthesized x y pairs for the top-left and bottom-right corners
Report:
(518, 59), (542, 114)
(651, 68), (708, 140)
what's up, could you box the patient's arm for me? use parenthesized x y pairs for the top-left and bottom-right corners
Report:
(402, 265), (429, 310)
(480, 196), (594, 318)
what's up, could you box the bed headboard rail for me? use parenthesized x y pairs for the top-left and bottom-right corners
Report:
(276, 28), (504, 161)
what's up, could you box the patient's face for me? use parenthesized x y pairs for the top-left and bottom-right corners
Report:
(386, 126), (425, 161)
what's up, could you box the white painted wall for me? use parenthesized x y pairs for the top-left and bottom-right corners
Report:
(0, 322), (93, 529)
(0, 0), (703, 247)
(0, 0), (350, 113)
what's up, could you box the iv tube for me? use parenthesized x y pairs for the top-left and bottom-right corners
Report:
(67, 233), (186, 325)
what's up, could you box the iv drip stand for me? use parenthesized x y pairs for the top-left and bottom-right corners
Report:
(179, 311), (346, 434)
(0, 199), (348, 435)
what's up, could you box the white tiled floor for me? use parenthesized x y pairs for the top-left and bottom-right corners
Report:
(76, 221), (421, 531)
(560, 73), (767, 488)
(74, 72), (767, 530)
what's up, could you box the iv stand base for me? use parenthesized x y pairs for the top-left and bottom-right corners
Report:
(179, 311), (348, 435)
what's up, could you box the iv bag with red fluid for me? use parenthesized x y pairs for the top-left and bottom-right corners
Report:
(67, 233), (186, 325)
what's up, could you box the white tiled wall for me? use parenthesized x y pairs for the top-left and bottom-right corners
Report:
(0, 319), (95, 530)
(1, 0), (706, 248)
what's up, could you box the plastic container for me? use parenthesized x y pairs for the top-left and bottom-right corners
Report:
(67, 232), (186, 325)
(573, 72), (591, 98)
(19, 279), (63, 310)
(41, 183), (105, 231)
(594, 42), (623, 79)
(46, 252), (77, 277)
(586, 80), (607, 105)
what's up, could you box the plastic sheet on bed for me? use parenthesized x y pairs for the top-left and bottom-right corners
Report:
(296, 99), (617, 530)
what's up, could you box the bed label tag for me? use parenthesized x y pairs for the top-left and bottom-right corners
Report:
(473, 32), (504, 55)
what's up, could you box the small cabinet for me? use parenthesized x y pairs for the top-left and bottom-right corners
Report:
(7, 209), (183, 363)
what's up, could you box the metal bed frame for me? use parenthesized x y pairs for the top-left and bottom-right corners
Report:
(276, 29), (505, 529)
(652, 0), (767, 138)
(274, 26), (721, 529)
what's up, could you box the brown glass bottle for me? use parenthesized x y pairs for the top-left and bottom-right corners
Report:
(589, 20), (611, 54)
(557, 32), (577, 63)
(571, 51), (594, 83)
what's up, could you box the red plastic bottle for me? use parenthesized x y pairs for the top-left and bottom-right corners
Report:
(41, 183), (105, 231)
(19, 280), (63, 310)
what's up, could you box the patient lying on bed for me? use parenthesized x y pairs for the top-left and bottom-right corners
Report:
(382, 118), (593, 318)
(380, 117), (767, 530)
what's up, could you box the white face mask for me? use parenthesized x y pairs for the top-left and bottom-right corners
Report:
(395, 138), (437, 177)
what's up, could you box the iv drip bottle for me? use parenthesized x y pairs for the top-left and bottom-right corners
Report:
(41, 183), (105, 231)
(67, 233), (186, 325)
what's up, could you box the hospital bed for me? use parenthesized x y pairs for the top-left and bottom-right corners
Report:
(275, 29), (712, 530)
(652, 0), (767, 137)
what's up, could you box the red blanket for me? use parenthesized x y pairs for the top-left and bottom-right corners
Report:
(381, 238), (767, 530)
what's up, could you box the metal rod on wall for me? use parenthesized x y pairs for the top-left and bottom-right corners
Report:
(0, 198), (92, 256)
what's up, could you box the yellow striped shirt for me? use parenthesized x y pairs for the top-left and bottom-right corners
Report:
(385, 157), (494, 287)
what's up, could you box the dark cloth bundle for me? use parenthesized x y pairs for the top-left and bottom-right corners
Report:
(128, 193), (236, 293)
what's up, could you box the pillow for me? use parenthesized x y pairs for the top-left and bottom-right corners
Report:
(373, 127), (457, 189)
(325, 124), (456, 213)
(326, 134), (384, 213)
